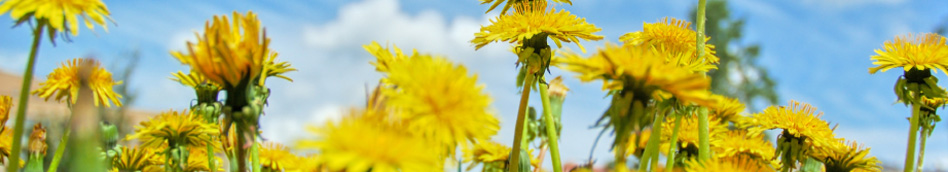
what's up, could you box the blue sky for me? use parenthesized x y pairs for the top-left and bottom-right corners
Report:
(1, 0), (947, 170)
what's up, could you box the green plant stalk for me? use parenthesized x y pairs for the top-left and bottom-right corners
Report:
(650, 113), (665, 172)
(695, 0), (711, 161)
(252, 139), (261, 172)
(665, 115), (683, 172)
(47, 129), (69, 172)
(918, 126), (930, 172)
(25, 153), (43, 172)
(904, 102), (920, 172)
(509, 74), (535, 172)
(8, 23), (45, 172)
(639, 111), (664, 172)
(208, 144), (216, 172)
(537, 81), (562, 172)
(236, 123), (248, 172)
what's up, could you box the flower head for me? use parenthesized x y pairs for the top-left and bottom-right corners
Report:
(869, 33), (948, 74)
(709, 94), (745, 122)
(685, 157), (775, 172)
(32, 58), (123, 107)
(366, 42), (500, 150)
(171, 71), (220, 90)
(620, 17), (718, 73)
(112, 146), (163, 171)
(746, 100), (839, 170)
(297, 110), (442, 172)
(813, 140), (881, 172)
(258, 142), (298, 171)
(0, 0), (113, 37)
(480, 0), (572, 15)
(0, 95), (11, 125)
(128, 109), (219, 148)
(0, 126), (12, 164)
(27, 123), (46, 156)
(472, 0), (603, 53)
(711, 130), (775, 162)
(172, 11), (293, 89)
(557, 43), (715, 107)
(183, 147), (222, 172)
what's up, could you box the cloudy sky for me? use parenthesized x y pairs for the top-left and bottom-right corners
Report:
(1, 0), (947, 170)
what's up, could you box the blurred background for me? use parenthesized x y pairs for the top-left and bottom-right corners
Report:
(0, 0), (947, 171)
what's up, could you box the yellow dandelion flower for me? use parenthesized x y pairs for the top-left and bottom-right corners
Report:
(709, 94), (745, 122)
(297, 111), (442, 172)
(869, 33), (948, 74)
(711, 130), (775, 161)
(685, 157), (775, 172)
(663, 113), (726, 156)
(480, 0), (572, 15)
(258, 142), (298, 171)
(172, 11), (292, 88)
(367, 42), (501, 149)
(32, 58), (123, 107)
(472, 0), (603, 53)
(128, 109), (219, 148)
(812, 140), (881, 172)
(922, 96), (948, 110)
(620, 17), (718, 73)
(0, 0), (112, 36)
(112, 146), (163, 171)
(0, 95), (10, 125)
(463, 141), (510, 171)
(291, 155), (322, 172)
(27, 123), (46, 156)
(556, 43), (715, 107)
(746, 100), (839, 170)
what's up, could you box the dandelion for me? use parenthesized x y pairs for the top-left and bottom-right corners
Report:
(112, 146), (162, 171)
(297, 110), (442, 172)
(366, 42), (500, 151)
(258, 142), (297, 171)
(472, 0), (603, 53)
(0, 96), (10, 125)
(171, 11), (293, 88)
(709, 94), (745, 122)
(685, 157), (775, 172)
(26, 123), (45, 156)
(128, 109), (218, 148)
(0, 126), (12, 164)
(557, 43), (715, 107)
(746, 100), (838, 170)
(480, 0), (572, 15)
(32, 58), (123, 107)
(812, 140), (881, 172)
(464, 141), (510, 171)
(183, 147), (222, 172)
(0, 0), (113, 37)
(171, 71), (220, 90)
(620, 17), (718, 73)
(711, 130), (775, 162)
(868, 33), (948, 75)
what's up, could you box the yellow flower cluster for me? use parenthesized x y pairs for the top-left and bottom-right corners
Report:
(128, 110), (218, 148)
(0, 0), (112, 36)
(620, 17), (719, 73)
(472, 0), (603, 53)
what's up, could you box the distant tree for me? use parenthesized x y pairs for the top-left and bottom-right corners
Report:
(690, 0), (778, 110)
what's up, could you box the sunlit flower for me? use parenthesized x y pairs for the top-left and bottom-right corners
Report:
(712, 130), (775, 162)
(27, 123), (46, 156)
(685, 157), (775, 172)
(869, 33), (948, 74)
(464, 140), (510, 172)
(0, 95), (10, 125)
(128, 109), (219, 148)
(32, 58), (123, 107)
(366, 42), (500, 150)
(480, 0), (572, 15)
(172, 11), (293, 88)
(812, 140), (881, 172)
(0, 126), (12, 164)
(556, 43), (715, 107)
(620, 17), (718, 73)
(0, 0), (112, 36)
(183, 147), (222, 172)
(297, 110), (442, 172)
(472, 0), (603, 53)
(171, 71), (220, 90)
(258, 142), (298, 171)
(112, 146), (163, 171)
(709, 94), (745, 122)
(746, 100), (839, 170)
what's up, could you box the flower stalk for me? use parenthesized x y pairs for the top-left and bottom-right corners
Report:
(665, 114), (683, 171)
(695, 0), (711, 161)
(537, 81), (562, 172)
(904, 101), (920, 172)
(509, 73), (534, 172)
(8, 22), (45, 172)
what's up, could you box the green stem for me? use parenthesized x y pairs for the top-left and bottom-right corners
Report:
(904, 102), (920, 172)
(208, 144), (216, 172)
(639, 109), (664, 172)
(47, 129), (69, 172)
(236, 123), (248, 172)
(8, 22), (44, 172)
(697, 108), (710, 160)
(665, 114), (683, 172)
(695, 0), (711, 162)
(918, 127), (929, 172)
(509, 74), (535, 172)
(252, 139), (261, 172)
(537, 81), (562, 172)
